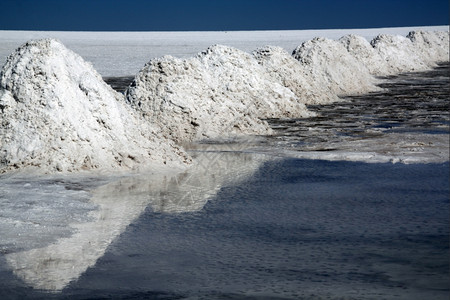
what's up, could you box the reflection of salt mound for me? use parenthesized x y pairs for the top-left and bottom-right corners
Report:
(407, 31), (450, 66)
(292, 37), (379, 98)
(4, 177), (153, 291)
(370, 34), (430, 75)
(148, 150), (270, 213)
(0, 39), (188, 173)
(253, 46), (332, 104)
(5, 151), (268, 291)
(126, 45), (312, 143)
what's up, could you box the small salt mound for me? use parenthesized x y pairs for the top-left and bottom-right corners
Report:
(0, 39), (189, 173)
(370, 34), (430, 74)
(339, 34), (392, 76)
(292, 37), (378, 97)
(126, 44), (313, 143)
(253, 46), (335, 104)
(407, 31), (450, 66)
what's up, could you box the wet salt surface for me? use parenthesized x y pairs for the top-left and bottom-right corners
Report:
(103, 76), (134, 94)
(1, 159), (448, 299)
(89, 161), (449, 300)
(264, 62), (449, 162)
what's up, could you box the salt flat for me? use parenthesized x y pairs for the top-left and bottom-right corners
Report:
(0, 26), (449, 299)
(0, 26), (447, 76)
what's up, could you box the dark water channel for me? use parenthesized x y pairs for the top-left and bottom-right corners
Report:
(265, 63), (449, 151)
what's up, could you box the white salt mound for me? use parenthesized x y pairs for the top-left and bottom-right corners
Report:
(126, 31), (448, 143)
(340, 31), (449, 76)
(1, 31), (447, 173)
(253, 46), (332, 104)
(370, 34), (430, 75)
(291, 37), (379, 98)
(0, 39), (189, 173)
(126, 44), (313, 143)
(339, 34), (392, 76)
(407, 31), (449, 66)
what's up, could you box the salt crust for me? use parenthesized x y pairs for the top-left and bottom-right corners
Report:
(406, 31), (449, 67)
(0, 31), (448, 173)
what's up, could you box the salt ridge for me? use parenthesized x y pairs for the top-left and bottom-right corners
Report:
(127, 30), (448, 144)
(125, 44), (313, 143)
(0, 30), (448, 173)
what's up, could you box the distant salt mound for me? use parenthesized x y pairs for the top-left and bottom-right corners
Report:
(339, 34), (392, 76)
(126, 44), (313, 143)
(407, 31), (449, 66)
(0, 39), (189, 173)
(291, 37), (379, 98)
(340, 31), (449, 76)
(253, 46), (335, 104)
(370, 34), (430, 75)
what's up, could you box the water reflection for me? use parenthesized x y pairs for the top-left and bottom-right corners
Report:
(4, 149), (269, 291)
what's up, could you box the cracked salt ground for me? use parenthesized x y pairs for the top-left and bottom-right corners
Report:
(263, 62), (449, 163)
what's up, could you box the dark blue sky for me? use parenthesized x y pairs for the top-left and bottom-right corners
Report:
(0, 0), (448, 31)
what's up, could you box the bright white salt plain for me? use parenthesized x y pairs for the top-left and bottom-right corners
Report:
(0, 26), (447, 76)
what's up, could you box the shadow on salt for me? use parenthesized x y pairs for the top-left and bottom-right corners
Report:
(3, 149), (271, 291)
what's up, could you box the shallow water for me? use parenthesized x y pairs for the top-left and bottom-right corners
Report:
(76, 160), (450, 300)
(263, 63), (449, 162)
(1, 158), (448, 299)
(271, 63), (449, 137)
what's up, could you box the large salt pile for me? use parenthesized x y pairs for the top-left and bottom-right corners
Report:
(340, 31), (449, 76)
(291, 37), (379, 98)
(407, 31), (449, 66)
(0, 39), (189, 173)
(126, 45), (313, 143)
(253, 46), (333, 104)
(369, 34), (430, 75)
(339, 34), (392, 76)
